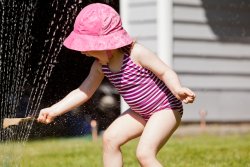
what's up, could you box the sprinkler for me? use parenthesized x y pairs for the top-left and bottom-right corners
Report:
(3, 117), (36, 129)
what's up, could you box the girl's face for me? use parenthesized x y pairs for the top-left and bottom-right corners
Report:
(81, 50), (110, 65)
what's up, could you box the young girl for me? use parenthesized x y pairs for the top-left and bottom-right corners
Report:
(38, 3), (195, 167)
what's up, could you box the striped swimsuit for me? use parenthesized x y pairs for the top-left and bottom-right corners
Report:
(102, 54), (183, 121)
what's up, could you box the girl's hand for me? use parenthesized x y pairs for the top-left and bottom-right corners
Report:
(175, 87), (196, 104)
(37, 107), (58, 124)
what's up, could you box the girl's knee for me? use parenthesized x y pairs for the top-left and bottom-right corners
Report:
(102, 130), (123, 150)
(136, 147), (156, 165)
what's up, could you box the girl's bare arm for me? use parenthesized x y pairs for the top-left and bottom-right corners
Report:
(132, 43), (195, 103)
(44, 60), (104, 116)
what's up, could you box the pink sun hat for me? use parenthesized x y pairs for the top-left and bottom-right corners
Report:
(63, 3), (133, 51)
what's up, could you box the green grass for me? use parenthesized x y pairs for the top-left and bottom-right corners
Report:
(1, 134), (250, 167)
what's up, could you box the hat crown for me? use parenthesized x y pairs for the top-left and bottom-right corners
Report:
(63, 3), (133, 51)
(74, 3), (122, 36)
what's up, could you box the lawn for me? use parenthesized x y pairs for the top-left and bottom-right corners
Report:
(1, 133), (250, 167)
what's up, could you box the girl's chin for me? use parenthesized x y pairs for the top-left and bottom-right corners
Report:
(99, 61), (107, 65)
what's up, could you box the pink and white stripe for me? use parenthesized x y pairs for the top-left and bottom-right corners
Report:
(102, 54), (183, 121)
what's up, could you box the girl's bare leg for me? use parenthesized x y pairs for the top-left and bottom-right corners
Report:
(102, 109), (146, 167)
(136, 109), (182, 167)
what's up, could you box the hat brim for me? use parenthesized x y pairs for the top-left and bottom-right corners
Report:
(63, 29), (133, 52)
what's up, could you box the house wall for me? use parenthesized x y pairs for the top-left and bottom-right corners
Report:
(120, 0), (250, 122)
(173, 0), (250, 122)
(126, 0), (158, 52)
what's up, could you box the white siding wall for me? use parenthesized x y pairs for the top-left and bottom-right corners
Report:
(173, 0), (250, 122)
(125, 0), (158, 52)
(120, 0), (250, 122)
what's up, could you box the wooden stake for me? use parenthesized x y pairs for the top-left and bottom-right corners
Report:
(199, 109), (207, 130)
(90, 120), (98, 141)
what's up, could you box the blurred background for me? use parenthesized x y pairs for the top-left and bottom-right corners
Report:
(0, 0), (250, 140)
